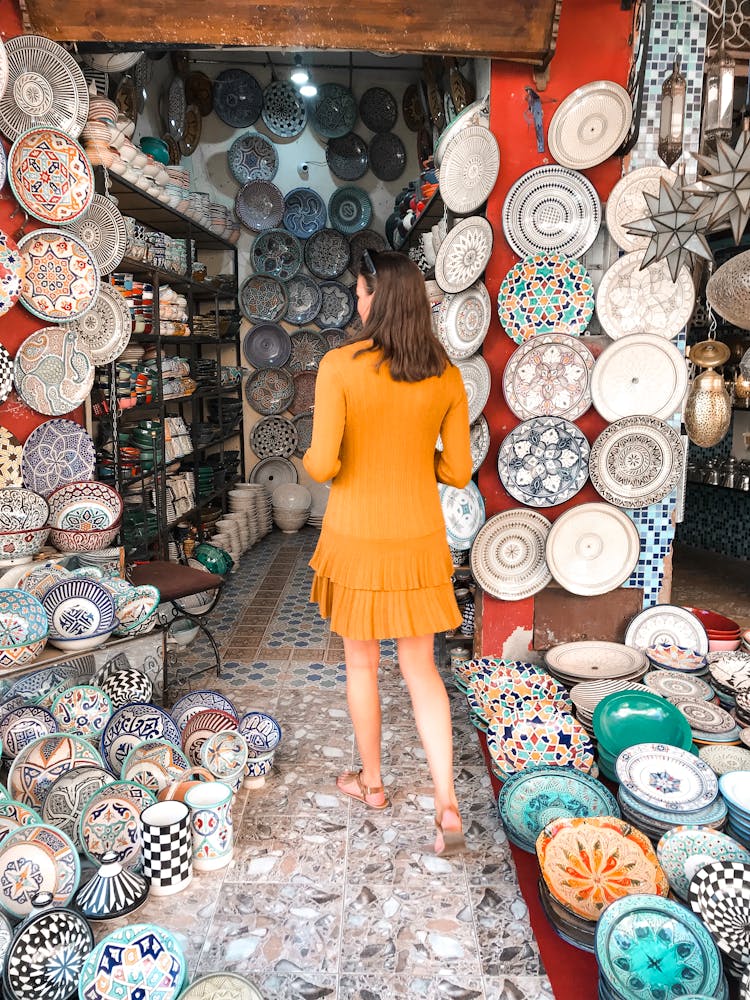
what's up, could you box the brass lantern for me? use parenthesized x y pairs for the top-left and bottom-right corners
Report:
(702, 31), (736, 152)
(684, 339), (733, 447)
(659, 56), (687, 167)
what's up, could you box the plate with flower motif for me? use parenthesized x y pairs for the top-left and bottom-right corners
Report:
(79, 786), (142, 866)
(589, 415), (684, 508)
(79, 923), (187, 1000)
(18, 229), (99, 322)
(615, 743), (718, 812)
(456, 355), (490, 424)
(227, 131), (278, 184)
(304, 228), (351, 280)
(438, 481), (485, 549)
(239, 275), (287, 324)
(436, 281), (491, 360)
(284, 274), (322, 326)
(250, 228), (302, 282)
(503, 332), (595, 420)
(469, 415), (490, 474)
(244, 366), (295, 415)
(282, 187), (327, 239)
(0, 822), (79, 918)
(470, 509), (552, 601)
(537, 815), (668, 922)
(308, 83), (357, 139)
(13, 327), (94, 416)
(64, 192), (128, 276)
(62, 281), (133, 365)
(498, 416), (589, 508)
(596, 251), (695, 340)
(698, 744), (750, 776)
(497, 254), (594, 344)
(4, 903), (93, 1000)
(261, 81), (307, 138)
(9, 127), (94, 225)
(439, 125), (500, 215)
(121, 739), (191, 793)
(606, 166), (677, 253)
(643, 669), (713, 702)
(645, 643), (708, 673)
(315, 281), (355, 329)
(435, 216), (493, 294)
(8, 733), (105, 809)
(51, 684), (112, 741)
(288, 329), (329, 373)
(0, 229), (25, 319)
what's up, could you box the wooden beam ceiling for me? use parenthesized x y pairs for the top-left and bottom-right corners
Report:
(22, 0), (561, 63)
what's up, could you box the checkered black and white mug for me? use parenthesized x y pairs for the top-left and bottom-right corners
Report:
(140, 800), (193, 896)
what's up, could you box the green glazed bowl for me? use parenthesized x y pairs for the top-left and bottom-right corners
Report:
(593, 690), (693, 757)
(140, 136), (170, 164)
(194, 542), (234, 576)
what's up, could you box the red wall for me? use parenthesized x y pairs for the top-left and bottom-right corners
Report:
(479, 0), (633, 653)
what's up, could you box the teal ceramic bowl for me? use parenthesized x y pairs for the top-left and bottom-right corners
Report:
(140, 136), (170, 164)
(194, 543), (234, 576)
(593, 690), (693, 757)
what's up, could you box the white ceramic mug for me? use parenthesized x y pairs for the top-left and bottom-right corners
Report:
(184, 781), (233, 871)
(140, 800), (192, 895)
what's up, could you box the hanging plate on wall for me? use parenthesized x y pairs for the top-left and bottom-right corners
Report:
(369, 132), (407, 181)
(234, 181), (284, 233)
(469, 415), (491, 474)
(8, 127), (94, 225)
(359, 87), (398, 133)
(227, 132), (278, 184)
(596, 251), (695, 340)
(239, 275), (288, 324)
(497, 254), (594, 344)
(438, 125), (500, 215)
(502, 332), (595, 421)
(545, 502), (641, 596)
(245, 366), (295, 415)
(606, 166), (677, 252)
(287, 329), (329, 372)
(0, 428), (23, 488)
(328, 186), (372, 235)
(470, 509), (552, 601)
(304, 228), (350, 280)
(589, 415), (684, 508)
(21, 418), (96, 497)
(307, 83), (357, 139)
(547, 80), (633, 170)
(0, 344), (12, 407)
(14, 327), (95, 416)
(64, 194), (128, 276)
(243, 324), (292, 370)
(326, 133), (369, 181)
(436, 281), (491, 360)
(63, 281), (133, 365)
(18, 229), (99, 323)
(262, 81), (307, 138)
(435, 217), (493, 294)
(497, 416), (590, 508)
(439, 481), (485, 550)
(434, 98), (490, 167)
(590, 333), (688, 422)
(213, 69), (263, 128)
(315, 281), (356, 329)
(282, 188), (327, 239)
(0, 229), (25, 319)
(251, 228), (303, 282)
(284, 274), (323, 326)
(456, 355), (491, 424)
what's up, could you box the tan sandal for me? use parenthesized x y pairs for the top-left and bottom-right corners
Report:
(435, 807), (466, 857)
(336, 770), (390, 810)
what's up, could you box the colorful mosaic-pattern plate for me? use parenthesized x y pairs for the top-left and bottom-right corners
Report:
(14, 327), (94, 416)
(498, 254), (594, 344)
(0, 229), (25, 319)
(8, 127), (94, 225)
(18, 229), (99, 322)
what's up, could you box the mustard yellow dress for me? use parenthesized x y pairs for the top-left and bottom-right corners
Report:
(303, 340), (472, 641)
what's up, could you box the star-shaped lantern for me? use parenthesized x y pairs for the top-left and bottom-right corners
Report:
(687, 132), (750, 245)
(626, 175), (713, 282)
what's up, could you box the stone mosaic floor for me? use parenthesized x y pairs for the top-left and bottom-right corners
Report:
(153, 528), (554, 1000)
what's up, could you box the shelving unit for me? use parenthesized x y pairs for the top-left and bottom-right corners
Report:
(93, 171), (243, 560)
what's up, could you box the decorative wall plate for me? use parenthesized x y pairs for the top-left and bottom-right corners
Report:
(80, 923), (187, 1000)
(0, 35), (88, 141)
(329, 186), (372, 235)
(438, 481), (485, 549)
(289, 371), (317, 415)
(248, 456), (298, 491)
(250, 415), (298, 459)
(596, 251), (695, 340)
(402, 83), (425, 131)
(245, 366), (295, 415)
(243, 323), (291, 369)
(239, 275), (287, 324)
(4, 902), (93, 1000)
(439, 125), (500, 215)
(282, 187), (327, 239)
(0, 229), (24, 319)
(436, 281), (491, 360)
(8, 127), (93, 225)
(434, 98), (490, 167)
(185, 70), (213, 116)
(547, 80), (632, 170)
(0, 343), (13, 408)
(615, 743), (718, 811)
(625, 605), (709, 654)
(179, 102), (201, 155)
(644, 669), (713, 701)
(606, 166), (677, 252)
(706, 251), (750, 330)
(0, 429), (22, 488)
(284, 274), (322, 326)
(456, 354), (490, 424)
(348, 229), (386, 276)
(470, 509), (552, 601)
(502, 165), (601, 259)
(227, 131), (278, 184)
(497, 416), (590, 508)
(369, 132), (407, 181)
(100, 704), (180, 775)
(323, 327), (348, 350)
(234, 180), (284, 232)
(326, 133), (369, 181)
(14, 327), (94, 416)
(18, 229), (99, 322)
(658, 827), (750, 900)
(304, 227), (350, 279)
(435, 217), (493, 294)
(589, 416), (684, 508)
(292, 412), (314, 457)
(308, 83), (357, 139)
(359, 87), (398, 133)
(63, 281), (133, 365)
(164, 76), (186, 139)
(497, 254), (594, 344)
(315, 281), (355, 329)
(545, 502), (641, 596)
(65, 193), (127, 276)
(590, 333), (688, 422)
(261, 81), (307, 137)
(213, 69), (263, 128)
(250, 228), (302, 282)
(0, 822), (79, 918)
(288, 329), (329, 372)
(503, 332), (594, 420)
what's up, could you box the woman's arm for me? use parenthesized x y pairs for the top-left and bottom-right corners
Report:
(302, 354), (346, 482)
(435, 368), (472, 488)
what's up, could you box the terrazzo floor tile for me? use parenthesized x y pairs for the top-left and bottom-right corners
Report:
(338, 974), (486, 998)
(469, 884), (546, 978)
(345, 812), (467, 887)
(226, 812), (349, 886)
(483, 977), (555, 1000)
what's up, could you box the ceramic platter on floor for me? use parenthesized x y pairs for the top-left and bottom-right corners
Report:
(0, 822), (80, 918)
(502, 332), (595, 421)
(625, 604), (709, 655)
(63, 281), (133, 365)
(547, 80), (632, 170)
(439, 481), (485, 549)
(498, 416), (590, 508)
(605, 166), (677, 252)
(545, 502), (641, 596)
(179, 974), (264, 1000)
(79, 923), (187, 1000)
(616, 742), (718, 812)
(501, 165), (601, 259)
(596, 251), (695, 340)
(436, 281), (491, 360)
(456, 355), (491, 424)
(497, 254), (594, 344)
(589, 416), (684, 508)
(590, 333), (688, 422)
(435, 216), (493, 294)
(470, 509), (552, 601)
(545, 641), (648, 683)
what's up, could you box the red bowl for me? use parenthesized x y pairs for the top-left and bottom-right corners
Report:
(684, 606), (741, 633)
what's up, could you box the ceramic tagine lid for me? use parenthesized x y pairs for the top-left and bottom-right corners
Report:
(74, 849), (149, 920)
(690, 339), (731, 370)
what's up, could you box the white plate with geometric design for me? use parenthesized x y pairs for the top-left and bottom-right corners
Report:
(605, 166), (677, 252)
(435, 217), (493, 294)
(470, 509), (551, 601)
(438, 481), (485, 549)
(616, 742), (718, 812)
(596, 251), (695, 340)
(589, 415), (684, 508)
(625, 604), (709, 655)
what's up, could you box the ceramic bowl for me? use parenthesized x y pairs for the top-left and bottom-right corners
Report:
(49, 524), (121, 553)
(243, 750), (275, 784)
(271, 484), (312, 512)
(238, 711), (282, 757)
(0, 526), (51, 563)
(47, 482), (123, 531)
(113, 585), (160, 637)
(0, 638), (46, 671)
(0, 590), (49, 647)
(593, 690), (694, 757)
(708, 638), (742, 652)
(0, 489), (49, 531)
(685, 606), (741, 633)
(719, 772), (750, 814)
(42, 579), (118, 641)
(46, 627), (116, 653)
(194, 543), (233, 576)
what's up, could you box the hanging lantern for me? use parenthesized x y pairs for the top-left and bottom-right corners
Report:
(684, 339), (732, 447)
(702, 32), (736, 152)
(659, 56), (687, 167)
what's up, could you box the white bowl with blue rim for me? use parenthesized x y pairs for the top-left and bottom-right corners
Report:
(42, 579), (117, 641)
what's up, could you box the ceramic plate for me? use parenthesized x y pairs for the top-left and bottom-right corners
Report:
(369, 132), (407, 181)
(52, 684), (112, 741)
(40, 764), (111, 847)
(434, 98), (490, 166)
(250, 415), (298, 460)
(262, 80), (307, 137)
(315, 281), (355, 329)
(63, 281), (133, 365)
(502, 332), (595, 420)
(436, 281), (491, 360)
(4, 904), (93, 1000)
(359, 87), (397, 133)
(248, 456), (298, 490)
(502, 165), (601, 259)
(456, 355), (491, 424)
(625, 605), (709, 655)
(469, 416), (490, 474)
(435, 217), (493, 294)
(251, 228), (302, 282)
(18, 228), (99, 322)
(243, 323), (291, 369)
(497, 416), (590, 508)
(121, 739), (189, 793)
(328, 186), (372, 236)
(171, 689), (238, 732)
(0, 344), (13, 408)
(227, 131), (278, 184)
(287, 329), (329, 372)
(244, 367), (295, 415)
(282, 187), (327, 239)
(213, 69), (262, 128)
(79, 786), (143, 866)
(438, 481), (485, 549)
(304, 228), (350, 280)
(180, 103), (202, 156)
(699, 744), (750, 775)
(0, 230), (25, 320)
(239, 275), (288, 324)
(470, 509), (551, 601)
(234, 180), (284, 232)
(284, 274), (322, 326)
(308, 83), (357, 138)
(675, 698), (736, 735)
(9, 127), (93, 225)
(65, 193), (127, 276)
(179, 974), (264, 1000)
(645, 645), (708, 677)
(326, 133), (369, 181)
(606, 166), (677, 252)
(589, 416), (684, 508)
(79, 923), (187, 1000)
(644, 670), (713, 701)
(292, 412), (314, 457)
(439, 125), (500, 215)
(14, 327), (94, 416)
(545, 503), (641, 597)
(688, 860), (750, 964)
(100, 704), (181, 774)
(289, 371), (317, 415)
(616, 743), (718, 811)
(0, 822), (79, 918)
(596, 251), (695, 340)
(546, 641), (647, 682)
(348, 229), (387, 276)
(590, 333), (688, 422)
(547, 80), (632, 170)
(0, 429), (22, 488)
(497, 254), (594, 344)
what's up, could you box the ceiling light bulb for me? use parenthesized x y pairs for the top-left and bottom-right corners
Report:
(291, 55), (309, 85)
(300, 82), (317, 98)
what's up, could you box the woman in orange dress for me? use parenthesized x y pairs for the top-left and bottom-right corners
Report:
(303, 251), (472, 855)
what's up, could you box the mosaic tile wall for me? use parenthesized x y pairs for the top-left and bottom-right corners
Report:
(677, 483), (750, 558)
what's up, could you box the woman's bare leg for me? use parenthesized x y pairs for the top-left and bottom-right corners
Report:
(338, 636), (387, 806)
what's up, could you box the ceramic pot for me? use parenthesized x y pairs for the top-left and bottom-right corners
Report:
(140, 800), (192, 896)
(157, 766), (213, 803)
(184, 781), (233, 871)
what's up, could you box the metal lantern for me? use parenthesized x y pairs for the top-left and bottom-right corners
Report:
(658, 56), (687, 167)
(684, 338), (733, 447)
(702, 32), (736, 151)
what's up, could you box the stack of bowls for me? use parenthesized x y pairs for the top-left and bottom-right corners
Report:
(238, 711), (282, 788)
(593, 689), (693, 781)
(47, 482), (123, 554)
(719, 771), (750, 846)
(210, 520), (241, 567)
(271, 484), (311, 534)
(644, 642), (709, 674)
(307, 481), (330, 530)
(686, 607), (742, 652)
(0, 488), (50, 567)
(228, 486), (273, 540)
(0, 589), (49, 670)
(707, 650), (750, 710)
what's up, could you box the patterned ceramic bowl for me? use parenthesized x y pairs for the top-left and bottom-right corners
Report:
(48, 523), (121, 553)
(0, 488), (49, 531)
(0, 526), (51, 563)
(47, 481), (123, 531)
(500, 705), (595, 773)
(0, 638), (46, 672)
(43, 579), (118, 641)
(113, 585), (160, 637)
(46, 626), (117, 653)
(0, 590), (49, 647)
(243, 750), (275, 783)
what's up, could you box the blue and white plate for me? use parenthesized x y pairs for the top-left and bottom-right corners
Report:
(21, 418), (96, 497)
(79, 923), (187, 1000)
(42, 578), (117, 640)
(6, 656), (93, 702)
(171, 689), (238, 732)
(0, 704), (58, 759)
(438, 481), (485, 550)
(284, 274), (323, 326)
(227, 131), (278, 184)
(307, 83), (357, 139)
(497, 416), (590, 508)
(100, 704), (181, 774)
(0, 487), (48, 531)
(657, 826), (750, 900)
(616, 743), (718, 813)
(282, 187), (327, 239)
(238, 711), (282, 755)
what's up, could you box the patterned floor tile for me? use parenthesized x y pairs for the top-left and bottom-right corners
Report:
(338, 974), (486, 998)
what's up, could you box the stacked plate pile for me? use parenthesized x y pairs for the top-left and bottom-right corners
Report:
(719, 772), (750, 847)
(669, 697), (741, 747)
(686, 607), (742, 653)
(593, 690), (693, 781)
(271, 484), (311, 533)
(228, 485), (273, 542)
(734, 680), (750, 730)
(689, 860), (750, 983)
(544, 641), (648, 689)
(569, 678), (651, 737)
(307, 481), (330, 530)
(708, 650), (750, 710)
(644, 642), (709, 675)
(657, 826), (750, 902)
(643, 667), (715, 703)
(614, 742), (725, 841)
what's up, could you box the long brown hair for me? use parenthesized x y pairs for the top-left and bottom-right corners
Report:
(352, 251), (449, 382)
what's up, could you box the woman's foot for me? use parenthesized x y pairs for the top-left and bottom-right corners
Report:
(336, 770), (389, 809)
(435, 804), (466, 856)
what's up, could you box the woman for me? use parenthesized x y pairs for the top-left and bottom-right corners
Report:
(303, 250), (472, 856)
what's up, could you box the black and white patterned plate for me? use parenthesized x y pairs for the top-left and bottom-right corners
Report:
(213, 69), (263, 128)
(284, 274), (322, 326)
(304, 228), (350, 279)
(369, 132), (407, 181)
(5, 905), (93, 1000)
(688, 860), (750, 960)
(0, 344), (12, 406)
(287, 329), (329, 372)
(250, 415), (298, 459)
(315, 281), (355, 329)
(261, 81), (307, 138)
(227, 132), (278, 184)
(326, 133), (369, 181)
(359, 87), (398, 133)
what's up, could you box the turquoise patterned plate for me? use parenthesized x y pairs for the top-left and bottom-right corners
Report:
(79, 922), (187, 1000)
(657, 825), (750, 900)
(497, 254), (594, 345)
(328, 186), (372, 235)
